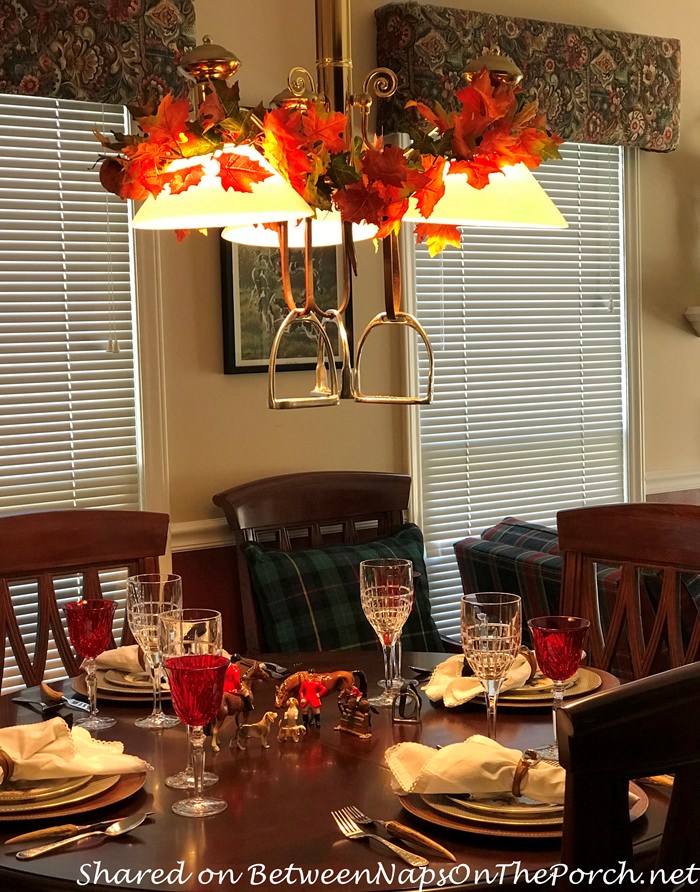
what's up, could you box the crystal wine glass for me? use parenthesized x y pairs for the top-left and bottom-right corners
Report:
(159, 608), (229, 817)
(65, 598), (117, 731)
(360, 558), (414, 707)
(528, 615), (590, 760)
(461, 592), (522, 740)
(126, 574), (183, 729)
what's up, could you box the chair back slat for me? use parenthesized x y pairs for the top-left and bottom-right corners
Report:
(0, 510), (169, 689)
(558, 503), (700, 679)
(213, 472), (412, 652)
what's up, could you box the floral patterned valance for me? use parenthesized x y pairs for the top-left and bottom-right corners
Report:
(0, 0), (195, 105)
(375, 3), (681, 152)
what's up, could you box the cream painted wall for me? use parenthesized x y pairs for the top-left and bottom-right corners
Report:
(154, 0), (700, 525)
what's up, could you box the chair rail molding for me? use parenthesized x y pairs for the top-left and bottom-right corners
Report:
(645, 471), (700, 495)
(171, 518), (232, 552)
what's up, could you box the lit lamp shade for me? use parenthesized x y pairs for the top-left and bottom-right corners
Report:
(222, 210), (377, 248)
(131, 144), (313, 230)
(404, 161), (568, 228)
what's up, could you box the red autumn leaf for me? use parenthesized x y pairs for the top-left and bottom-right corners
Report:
(137, 94), (192, 146)
(410, 156), (446, 218)
(333, 180), (386, 227)
(414, 223), (462, 256)
(361, 144), (408, 190)
(301, 103), (347, 154)
(456, 69), (515, 125)
(217, 152), (272, 192)
(375, 196), (409, 240)
(449, 157), (500, 189)
(261, 108), (314, 196)
(175, 229), (190, 242)
(198, 90), (226, 133)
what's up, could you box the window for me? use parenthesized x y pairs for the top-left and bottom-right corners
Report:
(413, 143), (629, 637)
(0, 95), (141, 689)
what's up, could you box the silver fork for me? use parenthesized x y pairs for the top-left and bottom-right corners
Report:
(331, 809), (428, 868)
(344, 805), (455, 861)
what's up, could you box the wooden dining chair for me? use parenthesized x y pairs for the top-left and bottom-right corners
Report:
(0, 509), (169, 688)
(557, 503), (700, 680)
(557, 661), (700, 886)
(213, 471), (445, 654)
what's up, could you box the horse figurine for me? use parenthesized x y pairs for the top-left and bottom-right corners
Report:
(274, 669), (367, 708)
(235, 711), (278, 751)
(211, 660), (271, 752)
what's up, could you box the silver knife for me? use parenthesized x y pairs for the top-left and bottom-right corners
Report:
(5, 813), (153, 845)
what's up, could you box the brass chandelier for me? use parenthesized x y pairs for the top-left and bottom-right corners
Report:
(98, 1), (567, 409)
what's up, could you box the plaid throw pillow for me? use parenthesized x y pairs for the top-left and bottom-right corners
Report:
(481, 517), (560, 555)
(243, 523), (444, 653)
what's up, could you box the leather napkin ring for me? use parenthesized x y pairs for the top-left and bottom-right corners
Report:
(0, 747), (14, 785)
(511, 749), (541, 798)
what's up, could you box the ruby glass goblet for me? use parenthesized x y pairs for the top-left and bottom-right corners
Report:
(65, 598), (117, 731)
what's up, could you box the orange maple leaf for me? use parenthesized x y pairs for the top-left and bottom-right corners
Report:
(198, 90), (226, 133)
(161, 164), (207, 195)
(414, 223), (462, 257)
(261, 108), (314, 196)
(449, 157), (500, 189)
(361, 145), (408, 190)
(410, 156), (446, 218)
(301, 103), (347, 155)
(217, 151), (272, 192)
(137, 94), (192, 146)
(457, 69), (515, 125)
(405, 99), (454, 134)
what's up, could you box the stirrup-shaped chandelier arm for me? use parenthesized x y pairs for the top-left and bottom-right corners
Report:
(268, 309), (340, 410)
(353, 231), (435, 404)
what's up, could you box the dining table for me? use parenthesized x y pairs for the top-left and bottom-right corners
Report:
(0, 651), (670, 892)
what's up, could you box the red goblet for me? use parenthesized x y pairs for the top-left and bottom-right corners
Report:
(528, 615), (590, 759)
(65, 599), (116, 731)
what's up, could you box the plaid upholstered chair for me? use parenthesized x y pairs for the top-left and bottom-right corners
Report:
(213, 471), (444, 654)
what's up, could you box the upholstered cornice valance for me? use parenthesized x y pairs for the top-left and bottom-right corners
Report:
(0, 0), (195, 105)
(375, 2), (681, 152)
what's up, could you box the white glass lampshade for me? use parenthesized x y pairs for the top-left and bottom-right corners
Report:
(222, 210), (377, 248)
(131, 144), (313, 231)
(404, 161), (568, 228)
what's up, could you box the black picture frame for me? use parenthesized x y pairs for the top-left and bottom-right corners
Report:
(220, 238), (351, 374)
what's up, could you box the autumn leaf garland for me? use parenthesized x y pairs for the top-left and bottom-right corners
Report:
(97, 70), (562, 255)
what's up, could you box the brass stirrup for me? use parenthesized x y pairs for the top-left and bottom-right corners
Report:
(311, 309), (353, 400)
(353, 231), (434, 404)
(268, 308), (340, 409)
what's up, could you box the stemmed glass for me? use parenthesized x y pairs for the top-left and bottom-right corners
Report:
(360, 558), (414, 707)
(65, 598), (117, 731)
(528, 615), (590, 760)
(461, 592), (522, 740)
(126, 574), (182, 729)
(159, 608), (229, 817)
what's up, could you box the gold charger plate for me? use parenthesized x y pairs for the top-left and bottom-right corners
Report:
(0, 774), (119, 815)
(426, 794), (564, 828)
(0, 772), (147, 822)
(447, 793), (563, 818)
(399, 783), (647, 838)
(0, 775), (92, 804)
(73, 671), (169, 703)
(497, 668), (602, 707)
(105, 669), (152, 689)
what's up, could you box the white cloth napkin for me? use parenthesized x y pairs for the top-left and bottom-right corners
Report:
(0, 717), (150, 783)
(423, 652), (533, 707)
(94, 644), (144, 674)
(386, 734), (566, 804)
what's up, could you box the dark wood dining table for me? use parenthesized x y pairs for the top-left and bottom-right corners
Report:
(0, 652), (669, 892)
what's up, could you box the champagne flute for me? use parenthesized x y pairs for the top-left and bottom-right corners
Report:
(126, 574), (182, 729)
(461, 592), (522, 740)
(528, 615), (590, 760)
(360, 558), (414, 707)
(65, 598), (117, 731)
(159, 608), (229, 817)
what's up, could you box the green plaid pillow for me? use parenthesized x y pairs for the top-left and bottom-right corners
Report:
(243, 523), (443, 653)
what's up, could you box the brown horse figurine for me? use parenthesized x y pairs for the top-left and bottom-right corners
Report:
(274, 669), (366, 708)
(211, 660), (270, 752)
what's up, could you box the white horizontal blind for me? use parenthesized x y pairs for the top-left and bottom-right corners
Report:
(415, 143), (626, 636)
(0, 95), (140, 690)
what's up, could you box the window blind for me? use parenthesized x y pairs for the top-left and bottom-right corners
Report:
(414, 143), (627, 636)
(0, 95), (140, 691)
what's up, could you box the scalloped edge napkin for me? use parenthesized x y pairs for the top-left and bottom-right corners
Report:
(423, 652), (533, 707)
(0, 717), (150, 783)
(385, 734), (566, 803)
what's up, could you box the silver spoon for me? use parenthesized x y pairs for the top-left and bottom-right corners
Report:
(16, 812), (149, 860)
